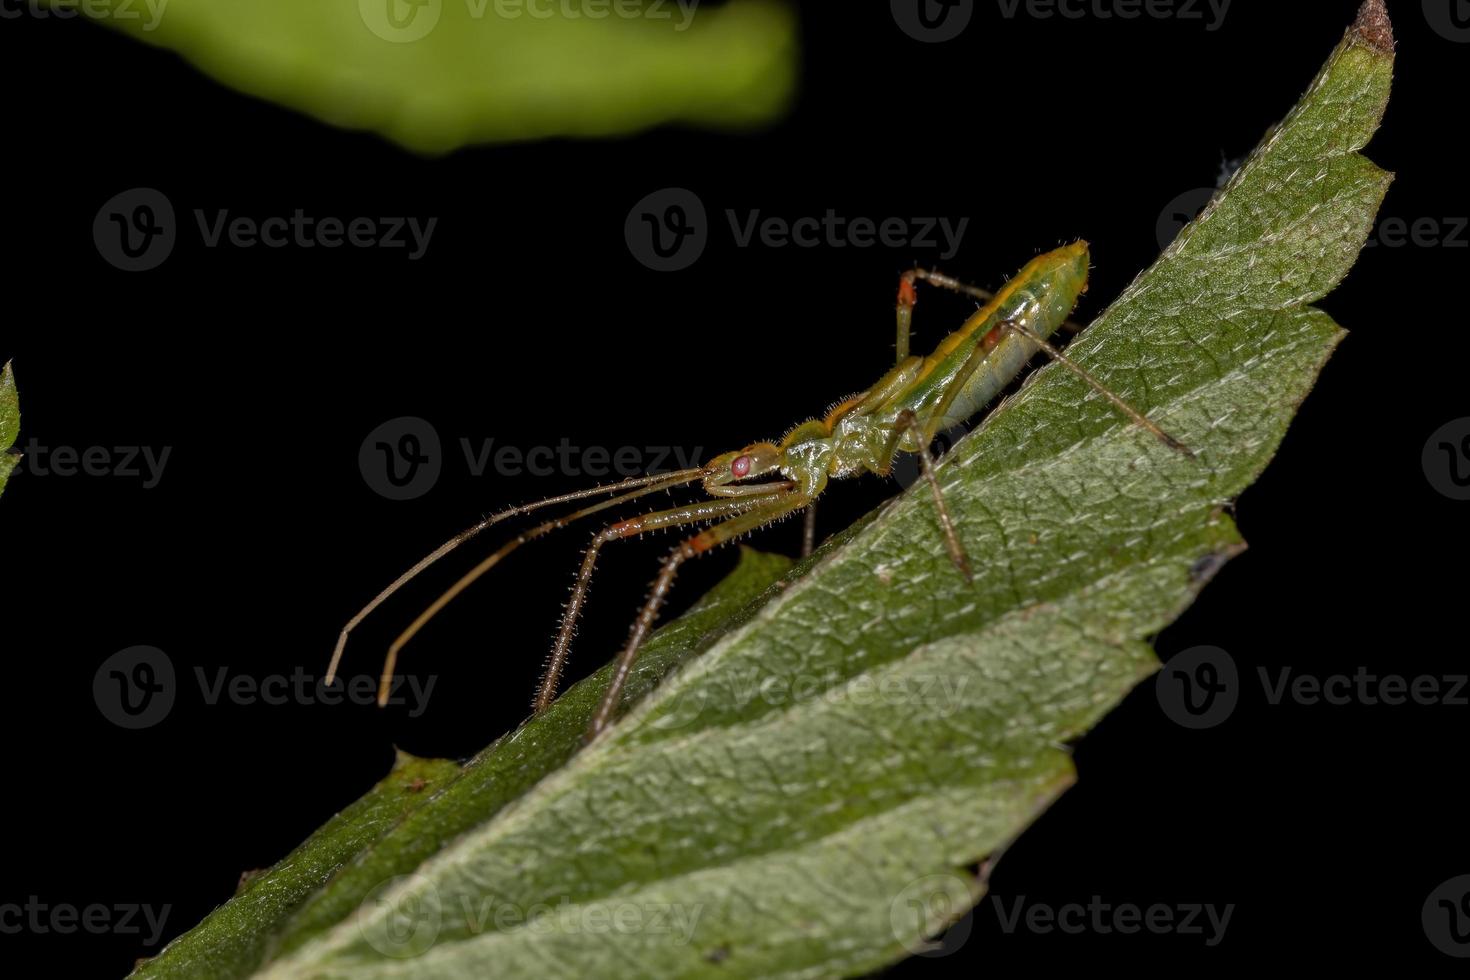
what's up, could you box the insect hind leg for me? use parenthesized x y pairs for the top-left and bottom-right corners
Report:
(995, 319), (1196, 458)
(911, 268), (1193, 456)
(876, 408), (974, 584)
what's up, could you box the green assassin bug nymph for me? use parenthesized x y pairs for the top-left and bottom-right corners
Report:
(327, 242), (1192, 740)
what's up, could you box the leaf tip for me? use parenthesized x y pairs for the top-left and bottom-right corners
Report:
(1350, 0), (1394, 54)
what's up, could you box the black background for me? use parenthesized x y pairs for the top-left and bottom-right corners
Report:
(2, 0), (1466, 974)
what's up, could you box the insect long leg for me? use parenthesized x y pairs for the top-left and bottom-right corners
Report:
(895, 276), (918, 363)
(909, 267), (1193, 457)
(372, 471), (712, 704)
(875, 408), (973, 583)
(906, 267), (1092, 333)
(326, 467), (707, 687)
(997, 319), (1195, 458)
(800, 504), (818, 559)
(535, 490), (791, 714)
(587, 487), (813, 740)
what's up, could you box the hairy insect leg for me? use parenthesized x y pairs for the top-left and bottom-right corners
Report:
(906, 267), (1087, 335)
(588, 489), (812, 740)
(536, 492), (788, 714)
(876, 408), (973, 584)
(996, 319), (1195, 458)
(870, 328), (1009, 583)
(895, 275), (919, 362)
(371, 470), (706, 705)
(898, 270), (990, 362)
(327, 467), (705, 687)
(909, 268), (1193, 457)
(801, 504), (818, 559)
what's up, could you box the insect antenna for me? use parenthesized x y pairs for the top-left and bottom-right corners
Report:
(371, 470), (708, 704)
(325, 467), (706, 688)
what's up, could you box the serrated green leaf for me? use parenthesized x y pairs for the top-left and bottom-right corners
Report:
(151, 4), (1394, 976)
(56, 0), (797, 153)
(128, 547), (793, 979)
(130, 754), (462, 979)
(0, 362), (18, 497)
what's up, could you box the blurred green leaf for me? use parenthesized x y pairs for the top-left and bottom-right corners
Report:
(63, 0), (797, 152)
(0, 362), (18, 497)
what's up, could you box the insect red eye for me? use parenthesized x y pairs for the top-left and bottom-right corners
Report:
(731, 455), (752, 478)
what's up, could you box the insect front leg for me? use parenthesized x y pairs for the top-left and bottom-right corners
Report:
(537, 495), (779, 715)
(588, 489), (812, 740)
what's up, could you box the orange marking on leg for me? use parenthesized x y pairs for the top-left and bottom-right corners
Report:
(690, 532), (717, 554)
(898, 278), (917, 307)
